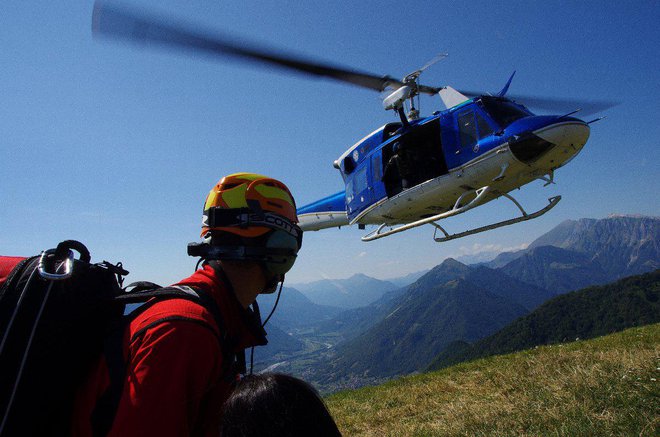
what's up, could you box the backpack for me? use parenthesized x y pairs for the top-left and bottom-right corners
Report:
(0, 240), (231, 437)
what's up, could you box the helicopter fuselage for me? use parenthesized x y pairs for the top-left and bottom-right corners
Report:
(297, 96), (590, 233)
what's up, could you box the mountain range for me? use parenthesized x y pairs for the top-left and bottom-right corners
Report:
(256, 286), (343, 330)
(317, 260), (531, 381)
(254, 214), (659, 392)
(499, 245), (612, 293)
(494, 216), (659, 292)
(291, 274), (398, 309)
(488, 215), (658, 274)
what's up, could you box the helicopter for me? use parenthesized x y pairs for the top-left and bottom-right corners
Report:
(93, 2), (616, 242)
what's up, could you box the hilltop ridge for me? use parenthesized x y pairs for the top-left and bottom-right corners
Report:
(488, 215), (659, 273)
(428, 269), (660, 371)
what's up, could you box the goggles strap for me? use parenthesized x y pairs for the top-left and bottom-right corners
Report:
(206, 208), (302, 241)
(206, 245), (297, 259)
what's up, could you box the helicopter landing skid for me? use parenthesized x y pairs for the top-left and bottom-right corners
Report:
(362, 185), (493, 241)
(361, 188), (561, 242)
(432, 194), (561, 242)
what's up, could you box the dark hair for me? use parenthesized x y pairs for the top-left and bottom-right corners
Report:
(220, 373), (341, 437)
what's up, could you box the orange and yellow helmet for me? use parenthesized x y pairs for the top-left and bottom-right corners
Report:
(201, 173), (299, 239)
(192, 173), (303, 277)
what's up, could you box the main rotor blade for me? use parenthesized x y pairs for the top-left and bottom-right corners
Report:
(504, 95), (619, 117)
(418, 53), (449, 74)
(458, 89), (619, 117)
(92, 2), (404, 92)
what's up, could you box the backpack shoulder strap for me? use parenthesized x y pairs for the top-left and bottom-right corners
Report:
(91, 285), (235, 437)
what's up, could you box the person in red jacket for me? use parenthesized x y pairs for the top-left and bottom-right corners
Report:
(72, 173), (303, 437)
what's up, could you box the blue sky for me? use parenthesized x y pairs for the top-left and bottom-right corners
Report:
(1, 1), (658, 284)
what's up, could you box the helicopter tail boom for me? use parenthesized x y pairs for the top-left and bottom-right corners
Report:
(297, 191), (348, 231)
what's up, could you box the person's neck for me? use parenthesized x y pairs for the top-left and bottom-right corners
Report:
(215, 260), (264, 309)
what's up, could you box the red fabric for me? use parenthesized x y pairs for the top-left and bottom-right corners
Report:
(0, 256), (26, 285)
(72, 264), (265, 437)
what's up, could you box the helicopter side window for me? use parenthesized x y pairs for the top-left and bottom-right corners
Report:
(476, 112), (494, 138)
(383, 122), (403, 139)
(354, 167), (368, 197)
(480, 96), (530, 128)
(458, 111), (477, 149)
(346, 179), (354, 204)
(343, 156), (355, 174)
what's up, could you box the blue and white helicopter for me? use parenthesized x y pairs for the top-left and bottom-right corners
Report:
(297, 74), (604, 242)
(94, 3), (614, 242)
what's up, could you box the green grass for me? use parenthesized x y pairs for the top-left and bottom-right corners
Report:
(326, 323), (659, 436)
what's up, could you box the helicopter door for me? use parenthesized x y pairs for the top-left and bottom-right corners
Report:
(370, 151), (387, 202)
(451, 107), (494, 165)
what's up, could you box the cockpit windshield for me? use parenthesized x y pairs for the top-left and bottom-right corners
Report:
(480, 96), (531, 128)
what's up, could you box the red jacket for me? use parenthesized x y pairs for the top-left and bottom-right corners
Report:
(0, 256), (26, 284)
(72, 264), (267, 437)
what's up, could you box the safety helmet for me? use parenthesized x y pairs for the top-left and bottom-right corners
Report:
(188, 173), (302, 277)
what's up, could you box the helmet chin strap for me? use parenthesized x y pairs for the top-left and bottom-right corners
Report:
(250, 279), (284, 375)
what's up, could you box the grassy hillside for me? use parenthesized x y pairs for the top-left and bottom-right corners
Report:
(428, 269), (660, 371)
(326, 323), (659, 436)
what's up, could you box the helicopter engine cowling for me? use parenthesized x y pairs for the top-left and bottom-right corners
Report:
(383, 86), (412, 110)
